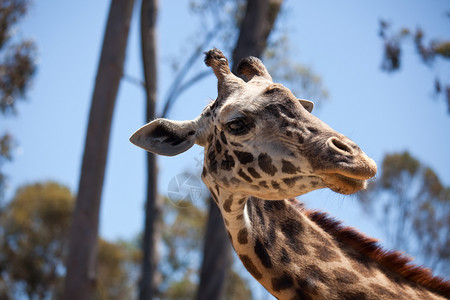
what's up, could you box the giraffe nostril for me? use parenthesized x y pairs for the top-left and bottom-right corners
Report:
(328, 137), (353, 155)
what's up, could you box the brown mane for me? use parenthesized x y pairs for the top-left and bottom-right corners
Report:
(300, 207), (450, 297)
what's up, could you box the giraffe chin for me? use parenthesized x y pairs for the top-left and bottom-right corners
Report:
(323, 173), (368, 195)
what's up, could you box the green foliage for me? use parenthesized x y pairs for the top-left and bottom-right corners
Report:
(95, 239), (140, 300)
(156, 196), (254, 299)
(0, 0), (37, 201)
(359, 152), (450, 276)
(0, 182), (74, 299)
(2, 140), (256, 300)
(0, 182), (139, 299)
(0, 133), (14, 200)
(156, 197), (207, 298)
(379, 152), (420, 188)
(0, 0), (37, 114)
(433, 41), (450, 59)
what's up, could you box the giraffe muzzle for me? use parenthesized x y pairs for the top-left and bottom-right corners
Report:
(312, 135), (377, 194)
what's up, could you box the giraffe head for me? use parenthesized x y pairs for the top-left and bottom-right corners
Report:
(130, 49), (377, 199)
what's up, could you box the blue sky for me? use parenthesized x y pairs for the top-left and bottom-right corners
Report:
(3, 0), (449, 271)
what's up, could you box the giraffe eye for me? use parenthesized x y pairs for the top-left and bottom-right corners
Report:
(226, 118), (251, 135)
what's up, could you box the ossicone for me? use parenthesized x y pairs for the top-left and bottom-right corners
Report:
(237, 56), (272, 82)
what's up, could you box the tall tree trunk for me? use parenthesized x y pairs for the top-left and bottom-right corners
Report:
(231, 0), (283, 73)
(197, 198), (231, 300)
(197, 1), (283, 299)
(139, 0), (161, 299)
(63, 1), (135, 299)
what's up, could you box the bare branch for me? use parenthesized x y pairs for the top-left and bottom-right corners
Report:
(160, 23), (219, 118)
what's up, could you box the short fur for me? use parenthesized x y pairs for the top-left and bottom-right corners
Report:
(304, 207), (450, 297)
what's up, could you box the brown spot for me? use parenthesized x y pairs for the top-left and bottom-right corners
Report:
(307, 126), (319, 134)
(230, 177), (240, 185)
(254, 238), (272, 268)
(207, 147), (218, 173)
(221, 150), (235, 170)
(282, 176), (302, 188)
(351, 255), (375, 277)
(238, 197), (246, 205)
(233, 150), (254, 164)
(337, 291), (368, 300)
(295, 290), (313, 300)
(263, 102), (298, 119)
(238, 169), (253, 183)
(236, 214), (243, 220)
(281, 218), (304, 236)
(338, 290), (368, 300)
(239, 255), (262, 280)
(266, 221), (276, 248)
(333, 267), (359, 284)
(255, 205), (265, 227)
(304, 264), (328, 284)
(272, 273), (294, 291)
(247, 167), (261, 178)
(280, 247), (291, 264)
(258, 153), (277, 176)
(259, 181), (269, 188)
(237, 228), (248, 244)
(221, 176), (230, 187)
(281, 218), (308, 255)
(263, 86), (282, 95)
(263, 200), (285, 212)
(281, 159), (299, 174)
(312, 243), (340, 262)
(220, 130), (227, 144)
(207, 133), (213, 143)
(215, 139), (222, 153)
(271, 180), (281, 190)
(223, 196), (233, 213)
(250, 185), (260, 191)
(230, 141), (243, 147)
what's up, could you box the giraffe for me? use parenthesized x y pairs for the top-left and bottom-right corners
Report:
(130, 49), (450, 299)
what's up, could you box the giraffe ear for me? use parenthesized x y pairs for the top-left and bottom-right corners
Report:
(299, 99), (314, 113)
(130, 119), (198, 156)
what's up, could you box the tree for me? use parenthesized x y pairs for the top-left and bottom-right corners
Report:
(0, 182), (140, 299)
(359, 152), (450, 276)
(152, 195), (252, 300)
(63, 0), (135, 299)
(0, 182), (73, 299)
(0, 0), (37, 200)
(95, 239), (140, 300)
(379, 19), (450, 113)
(139, 0), (161, 299)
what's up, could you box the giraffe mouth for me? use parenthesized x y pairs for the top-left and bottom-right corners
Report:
(323, 173), (368, 195)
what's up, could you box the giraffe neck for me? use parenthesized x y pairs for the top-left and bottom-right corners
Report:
(208, 185), (449, 299)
